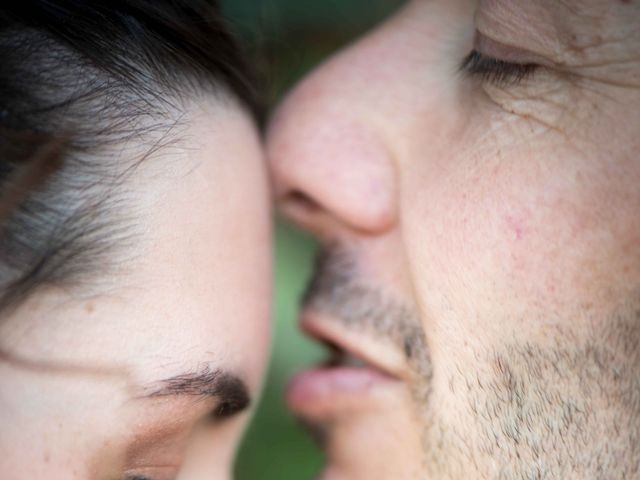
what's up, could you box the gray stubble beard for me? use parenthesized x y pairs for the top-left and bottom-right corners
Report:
(303, 245), (640, 479)
(427, 306), (640, 480)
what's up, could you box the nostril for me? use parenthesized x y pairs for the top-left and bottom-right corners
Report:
(286, 189), (321, 213)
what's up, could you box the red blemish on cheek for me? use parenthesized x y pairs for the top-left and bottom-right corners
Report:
(545, 278), (557, 294)
(505, 214), (527, 241)
(510, 250), (525, 270)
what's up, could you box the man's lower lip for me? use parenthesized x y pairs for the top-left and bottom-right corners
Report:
(286, 366), (399, 416)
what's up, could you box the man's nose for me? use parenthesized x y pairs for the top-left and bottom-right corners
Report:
(266, 48), (398, 240)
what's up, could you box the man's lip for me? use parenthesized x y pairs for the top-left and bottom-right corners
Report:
(286, 364), (399, 417)
(286, 311), (408, 418)
(299, 312), (408, 380)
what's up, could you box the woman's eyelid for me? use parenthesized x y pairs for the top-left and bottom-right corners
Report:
(125, 470), (176, 480)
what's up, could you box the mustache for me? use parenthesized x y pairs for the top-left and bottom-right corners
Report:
(302, 245), (430, 373)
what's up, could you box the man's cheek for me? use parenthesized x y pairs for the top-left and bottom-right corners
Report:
(404, 156), (622, 318)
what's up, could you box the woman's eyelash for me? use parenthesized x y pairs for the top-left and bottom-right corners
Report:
(460, 50), (538, 86)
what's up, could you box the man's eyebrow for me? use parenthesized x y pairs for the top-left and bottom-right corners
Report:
(143, 365), (251, 417)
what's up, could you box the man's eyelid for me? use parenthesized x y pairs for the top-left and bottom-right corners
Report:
(474, 31), (552, 67)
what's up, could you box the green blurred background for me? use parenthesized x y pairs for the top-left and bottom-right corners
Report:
(216, 2), (403, 479)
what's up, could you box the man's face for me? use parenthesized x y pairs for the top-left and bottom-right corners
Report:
(268, 1), (640, 478)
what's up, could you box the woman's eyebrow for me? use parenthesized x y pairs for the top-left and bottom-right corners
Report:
(142, 365), (251, 414)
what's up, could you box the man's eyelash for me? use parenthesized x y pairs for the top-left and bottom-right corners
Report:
(460, 50), (538, 86)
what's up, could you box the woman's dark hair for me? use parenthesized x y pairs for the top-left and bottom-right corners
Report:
(0, 0), (259, 310)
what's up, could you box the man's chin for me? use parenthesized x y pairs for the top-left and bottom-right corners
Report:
(288, 370), (425, 480)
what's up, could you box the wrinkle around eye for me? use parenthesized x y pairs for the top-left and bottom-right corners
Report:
(464, 75), (577, 149)
(479, 67), (573, 116)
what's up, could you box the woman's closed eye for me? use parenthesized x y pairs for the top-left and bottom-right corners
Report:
(460, 50), (539, 87)
(124, 468), (178, 480)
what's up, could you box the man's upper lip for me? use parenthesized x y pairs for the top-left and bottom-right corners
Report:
(300, 311), (408, 380)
